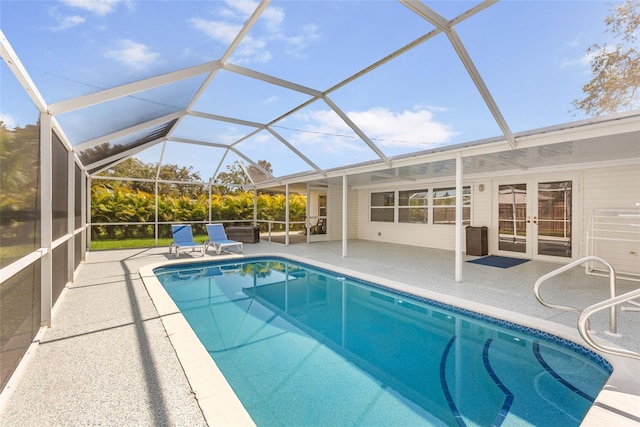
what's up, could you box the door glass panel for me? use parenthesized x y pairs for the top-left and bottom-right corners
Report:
(538, 181), (572, 257)
(498, 184), (527, 253)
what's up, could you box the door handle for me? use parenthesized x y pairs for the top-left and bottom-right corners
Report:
(533, 216), (538, 224)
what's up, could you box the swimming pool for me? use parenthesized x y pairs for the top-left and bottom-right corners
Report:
(152, 256), (611, 426)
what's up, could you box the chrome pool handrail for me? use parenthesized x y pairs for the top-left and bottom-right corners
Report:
(578, 288), (640, 360)
(534, 256), (617, 334)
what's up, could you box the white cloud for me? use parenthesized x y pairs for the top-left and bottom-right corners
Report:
(291, 107), (457, 150)
(262, 96), (279, 105)
(560, 54), (590, 69)
(59, 0), (124, 16)
(0, 113), (17, 130)
(189, 18), (242, 45)
(281, 23), (320, 57)
(189, 1), (318, 64)
(560, 44), (617, 70)
(105, 39), (160, 72)
(350, 107), (457, 147)
(50, 14), (86, 31)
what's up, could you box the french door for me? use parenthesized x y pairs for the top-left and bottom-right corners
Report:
(494, 179), (573, 260)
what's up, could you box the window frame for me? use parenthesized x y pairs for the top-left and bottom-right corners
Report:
(369, 186), (472, 225)
(370, 191), (395, 223)
(398, 189), (429, 224)
(432, 186), (471, 225)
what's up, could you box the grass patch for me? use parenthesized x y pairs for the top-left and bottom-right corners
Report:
(91, 235), (208, 250)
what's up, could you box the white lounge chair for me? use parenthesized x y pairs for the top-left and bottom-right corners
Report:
(169, 224), (205, 258)
(205, 224), (243, 255)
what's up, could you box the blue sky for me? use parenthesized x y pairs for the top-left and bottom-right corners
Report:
(0, 0), (622, 181)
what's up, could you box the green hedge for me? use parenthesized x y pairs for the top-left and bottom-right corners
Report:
(91, 183), (306, 241)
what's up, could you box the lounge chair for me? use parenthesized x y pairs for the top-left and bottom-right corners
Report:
(169, 224), (205, 258)
(205, 224), (243, 255)
(310, 218), (326, 235)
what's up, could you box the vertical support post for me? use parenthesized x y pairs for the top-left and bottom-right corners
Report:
(208, 180), (212, 223)
(342, 174), (348, 257)
(455, 152), (463, 283)
(285, 184), (290, 245)
(154, 181), (159, 246)
(253, 188), (258, 227)
(40, 111), (52, 327)
(67, 150), (74, 283)
(87, 175), (92, 251)
(305, 184), (310, 243)
(81, 170), (87, 260)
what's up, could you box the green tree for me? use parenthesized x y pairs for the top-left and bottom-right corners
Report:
(214, 160), (273, 195)
(0, 121), (40, 260)
(573, 0), (640, 116)
(96, 158), (204, 198)
(247, 160), (273, 184)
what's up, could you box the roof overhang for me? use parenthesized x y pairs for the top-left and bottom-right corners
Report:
(257, 110), (640, 192)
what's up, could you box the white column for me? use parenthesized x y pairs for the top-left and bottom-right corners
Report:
(455, 153), (463, 283)
(87, 175), (92, 251)
(154, 181), (159, 246)
(253, 188), (258, 226)
(67, 150), (75, 282)
(305, 184), (310, 243)
(342, 174), (348, 257)
(208, 181), (212, 223)
(81, 170), (87, 260)
(285, 184), (290, 245)
(40, 111), (52, 327)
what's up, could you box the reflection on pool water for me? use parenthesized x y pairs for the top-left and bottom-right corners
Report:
(154, 257), (611, 427)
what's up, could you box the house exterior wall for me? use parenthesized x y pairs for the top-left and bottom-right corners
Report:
(347, 163), (639, 266)
(581, 164), (640, 275)
(327, 184), (358, 240)
(356, 182), (467, 251)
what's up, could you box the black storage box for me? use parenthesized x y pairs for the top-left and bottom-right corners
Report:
(465, 226), (488, 256)
(226, 226), (260, 243)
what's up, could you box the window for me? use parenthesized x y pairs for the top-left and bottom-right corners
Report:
(433, 186), (471, 225)
(370, 191), (394, 222)
(398, 189), (428, 223)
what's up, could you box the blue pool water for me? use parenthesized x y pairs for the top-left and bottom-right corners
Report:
(154, 257), (611, 427)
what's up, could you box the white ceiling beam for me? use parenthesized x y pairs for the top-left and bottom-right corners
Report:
(74, 110), (186, 152)
(51, 117), (74, 151)
(85, 137), (166, 175)
(401, 0), (450, 32)
(220, 0), (271, 64)
(49, 61), (220, 115)
(228, 128), (265, 148)
(208, 148), (231, 184)
(170, 136), (232, 149)
(447, 29), (516, 149)
(0, 29), (47, 112)
(325, 1), (494, 97)
(400, 0), (516, 149)
(266, 127), (326, 176)
(228, 146), (278, 182)
(323, 96), (391, 167)
(189, 110), (265, 129)
(168, 2), (271, 142)
(224, 62), (323, 97)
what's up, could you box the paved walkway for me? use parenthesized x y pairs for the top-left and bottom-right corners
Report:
(1, 239), (638, 426)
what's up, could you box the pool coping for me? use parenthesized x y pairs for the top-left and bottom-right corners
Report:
(138, 252), (640, 427)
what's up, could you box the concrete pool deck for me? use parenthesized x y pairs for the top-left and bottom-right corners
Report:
(1, 239), (638, 426)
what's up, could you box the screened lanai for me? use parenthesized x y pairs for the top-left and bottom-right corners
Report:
(1, 0), (640, 401)
(3, 0), (639, 185)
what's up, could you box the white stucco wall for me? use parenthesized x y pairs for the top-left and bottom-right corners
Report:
(343, 163), (639, 266)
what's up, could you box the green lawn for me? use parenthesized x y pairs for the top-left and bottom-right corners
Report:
(90, 235), (208, 250)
